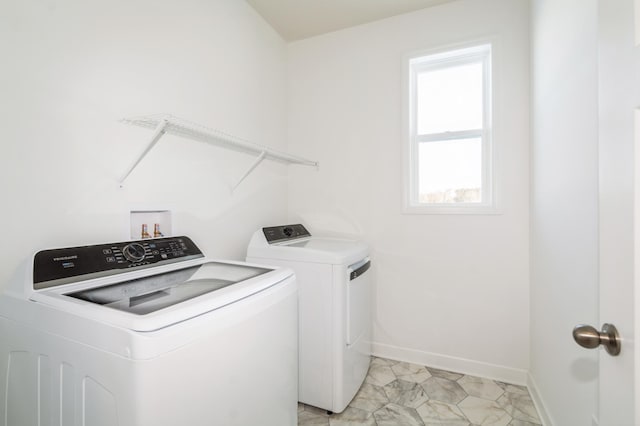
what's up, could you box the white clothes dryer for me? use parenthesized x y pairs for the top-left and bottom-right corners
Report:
(0, 236), (298, 426)
(247, 224), (371, 414)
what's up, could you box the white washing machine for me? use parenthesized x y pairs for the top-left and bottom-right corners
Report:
(0, 236), (298, 426)
(247, 224), (371, 414)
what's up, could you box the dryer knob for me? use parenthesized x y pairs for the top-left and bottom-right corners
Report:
(123, 243), (146, 263)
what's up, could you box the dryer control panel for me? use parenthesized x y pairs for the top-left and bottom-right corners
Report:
(33, 236), (204, 289)
(263, 224), (311, 244)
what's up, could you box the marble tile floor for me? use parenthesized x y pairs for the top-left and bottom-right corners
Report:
(298, 357), (541, 426)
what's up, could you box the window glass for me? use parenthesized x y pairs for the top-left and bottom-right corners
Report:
(416, 62), (484, 135)
(418, 138), (482, 203)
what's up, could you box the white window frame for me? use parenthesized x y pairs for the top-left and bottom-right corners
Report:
(402, 42), (498, 215)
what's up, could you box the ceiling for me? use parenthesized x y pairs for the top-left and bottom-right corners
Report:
(246, 0), (459, 42)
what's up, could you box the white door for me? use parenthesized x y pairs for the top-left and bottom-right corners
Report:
(594, 0), (639, 424)
(636, 109), (640, 425)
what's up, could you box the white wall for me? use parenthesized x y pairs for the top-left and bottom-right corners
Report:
(529, 1), (599, 425)
(286, 0), (531, 382)
(0, 0), (288, 288)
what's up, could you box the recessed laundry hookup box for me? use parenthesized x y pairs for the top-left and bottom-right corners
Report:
(130, 210), (172, 239)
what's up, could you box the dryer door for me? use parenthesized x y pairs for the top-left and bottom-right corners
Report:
(346, 258), (371, 346)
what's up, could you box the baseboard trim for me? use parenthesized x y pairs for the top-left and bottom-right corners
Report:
(526, 372), (554, 426)
(371, 341), (528, 386)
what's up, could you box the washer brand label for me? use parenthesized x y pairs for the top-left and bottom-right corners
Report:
(53, 255), (78, 261)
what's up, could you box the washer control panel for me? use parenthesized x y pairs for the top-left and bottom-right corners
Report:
(33, 236), (204, 289)
(263, 224), (311, 244)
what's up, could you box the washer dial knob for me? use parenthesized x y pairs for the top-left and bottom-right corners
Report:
(123, 243), (146, 263)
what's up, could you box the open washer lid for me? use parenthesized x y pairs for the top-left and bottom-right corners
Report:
(26, 237), (293, 332)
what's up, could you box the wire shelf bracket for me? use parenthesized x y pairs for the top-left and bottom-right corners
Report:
(119, 114), (318, 189)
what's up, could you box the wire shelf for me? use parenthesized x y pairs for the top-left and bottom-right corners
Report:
(119, 114), (318, 188)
